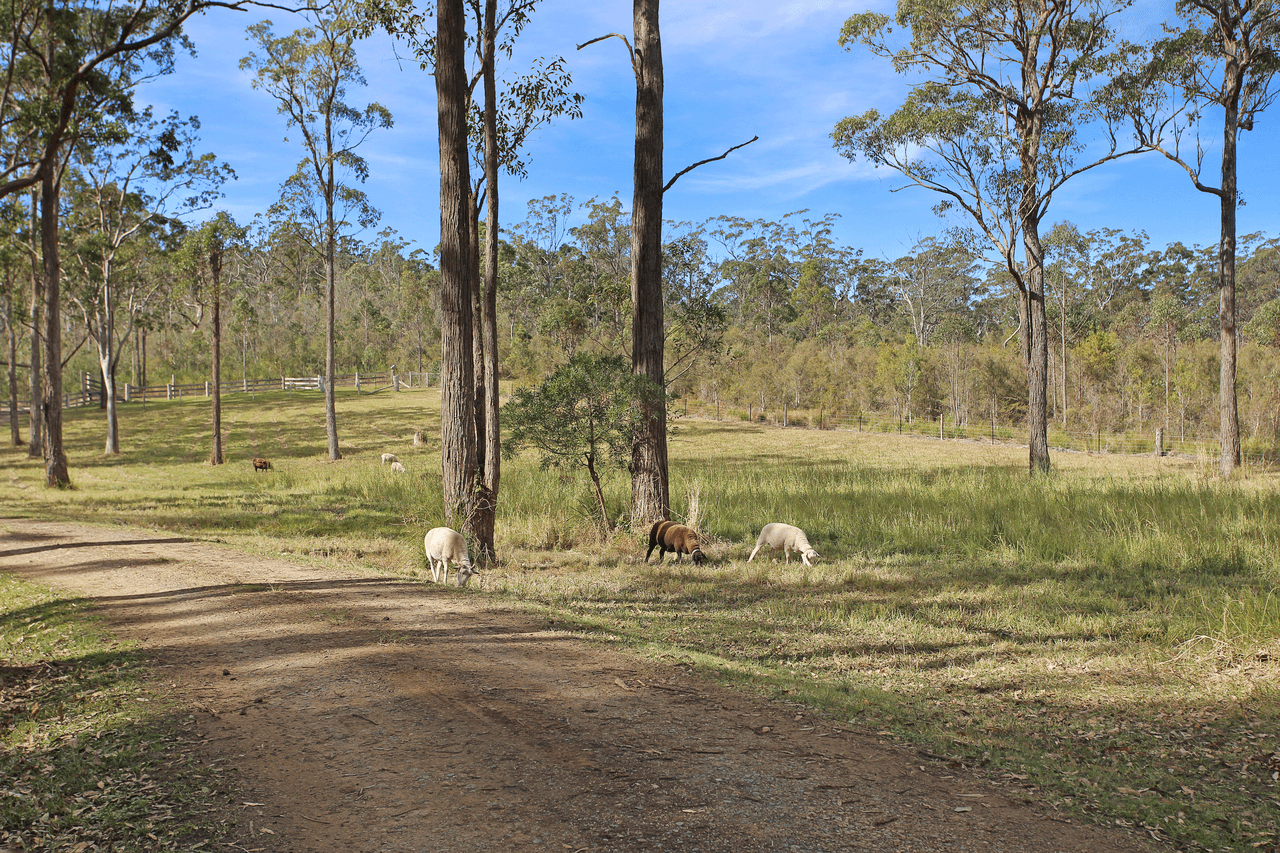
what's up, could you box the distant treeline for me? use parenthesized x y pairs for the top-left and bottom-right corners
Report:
(8, 194), (1280, 454)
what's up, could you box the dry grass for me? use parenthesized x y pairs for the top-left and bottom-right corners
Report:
(2, 390), (1279, 851)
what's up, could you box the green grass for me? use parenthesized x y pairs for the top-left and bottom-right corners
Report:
(0, 573), (241, 851)
(3, 389), (1279, 851)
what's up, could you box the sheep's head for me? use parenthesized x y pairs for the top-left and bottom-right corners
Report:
(457, 563), (478, 587)
(690, 548), (707, 566)
(804, 549), (820, 565)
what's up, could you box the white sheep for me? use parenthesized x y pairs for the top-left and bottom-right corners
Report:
(747, 523), (820, 567)
(390, 461), (407, 473)
(381, 452), (399, 465)
(423, 527), (477, 586)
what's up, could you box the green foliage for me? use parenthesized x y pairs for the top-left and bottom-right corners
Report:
(503, 352), (659, 474)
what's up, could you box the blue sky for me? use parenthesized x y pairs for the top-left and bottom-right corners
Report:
(144, 0), (1280, 265)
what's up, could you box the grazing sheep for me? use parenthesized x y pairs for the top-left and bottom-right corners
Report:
(390, 461), (407, 473)
(423, 527), (477, 586)
(381, 452), (399, 465)
(251, 457), (273, 472)
(747, 523), (820, 567)
(412, 430), (426, 447)
(645, 520), (706, 565)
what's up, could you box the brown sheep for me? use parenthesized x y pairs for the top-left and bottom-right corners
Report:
(645, 520), (706, 565)
(252, 457), (273, 472)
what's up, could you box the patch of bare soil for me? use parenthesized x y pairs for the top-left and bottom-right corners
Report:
(0, 519), (1158, 853)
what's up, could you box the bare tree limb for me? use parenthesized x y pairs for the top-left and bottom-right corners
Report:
(662, 136), (758, 194)
(576, 32), (634, 70)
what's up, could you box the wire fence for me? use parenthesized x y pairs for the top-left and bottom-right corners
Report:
(667, 396), (1263, 464)
(0, 370), (440, 424)
(6, 371), (1271, 466)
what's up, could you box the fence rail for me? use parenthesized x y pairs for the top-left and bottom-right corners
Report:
(0, 369), (440, 423)
(5, 372), (1266, 465)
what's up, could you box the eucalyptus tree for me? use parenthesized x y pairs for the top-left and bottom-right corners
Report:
(1119, 0), (1280, 474)
(0, 198), (23, 445)
(178, 213), (245, 465)
(434, 0), (476, 527)
(20, 3), (185, 487)
(63, 108), (230, 454)
(887, 232), (981, 348)
(661, 226), (727, 391)
(0, 0), (266, 202)
(364, 0), (580, 557)
(580, 0), (756, 526)
(243, 2), (392, 462)
(833, 0), (1144, 474)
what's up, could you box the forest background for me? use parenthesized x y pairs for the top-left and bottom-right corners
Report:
(3, 0), (1280, 461)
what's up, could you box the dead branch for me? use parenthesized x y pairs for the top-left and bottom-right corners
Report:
(662, 136), (758, 194)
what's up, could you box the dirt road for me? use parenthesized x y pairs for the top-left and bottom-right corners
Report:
(0, 518), (1156, 853)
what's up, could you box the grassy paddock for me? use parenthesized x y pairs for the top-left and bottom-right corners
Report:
(3, 389), (1279, 851)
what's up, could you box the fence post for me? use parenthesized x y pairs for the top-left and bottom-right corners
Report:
(124, 383), (131, 403)
(1154, 427), (1164, 457)
(282, 375), (286, 391)
(205, 381), (210, 398)
(783, 403), (788, 428)
(355, 371), (360, 395)
(318, 375), (325, 394)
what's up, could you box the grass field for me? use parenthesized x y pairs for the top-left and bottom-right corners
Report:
(2, 388), (1279, 852)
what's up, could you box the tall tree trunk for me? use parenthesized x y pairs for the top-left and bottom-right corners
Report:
(1018, 39), (1050, 477)
(473, 0), (501, 564)
(629, 0), (669, 526)
(5, 286), (20, 446)
(39, 165), (69, 487)
(1218, 73), (1241, 475)
(27, 188), (41, 459)
(101, 271), (119, 453)
(324, 151), (341, 461)
(1025, 229), (1050, 475)
(437, 0), (477, 527)
(469, 187), (485, 477)
(210, 248), (224, 465)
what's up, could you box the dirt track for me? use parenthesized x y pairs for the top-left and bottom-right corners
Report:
(0, 518), (1158, 853)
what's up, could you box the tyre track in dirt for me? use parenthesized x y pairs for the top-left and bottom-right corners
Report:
(0, 518), (1157, 853)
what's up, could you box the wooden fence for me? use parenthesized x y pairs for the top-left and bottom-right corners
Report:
(0, 369), (440, 424)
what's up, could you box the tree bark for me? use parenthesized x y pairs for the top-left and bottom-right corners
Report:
(26, 187), (41, 459)
(5, 286), (20, 446)
(1018, 24), (1050, 477)
(99, 260), (119, 453)
(210, 246), (224, 465)
(629, 0), (669, 526)
(1218, 65), (1241, 475)
(324, 117), (341, 462)
(39, 165), (69, 487)
(473, 0), (502, 564)
(1025, 229), (1050, 475)
(437, 0), (477, 527)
